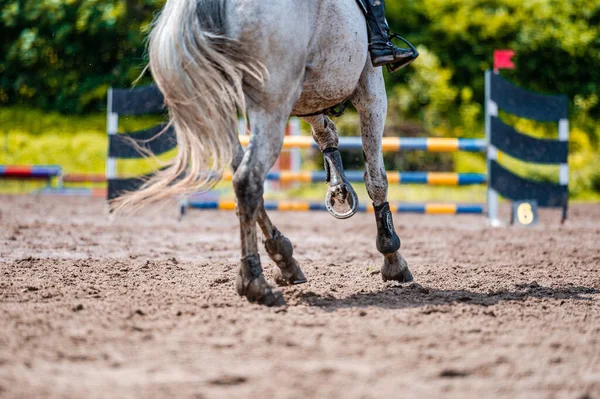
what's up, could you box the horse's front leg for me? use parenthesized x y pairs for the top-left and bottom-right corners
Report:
(302, 115), (359, 219)
(351, 65), (413, 283)
(231, 143), (307, 287)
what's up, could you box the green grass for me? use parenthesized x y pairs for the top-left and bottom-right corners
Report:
(0, 107), (167, 176)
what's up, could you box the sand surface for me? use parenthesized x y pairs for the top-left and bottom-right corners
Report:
(1, 196), (599, 398)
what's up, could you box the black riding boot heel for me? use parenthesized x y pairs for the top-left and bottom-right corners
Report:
(365, 0), (419, 72)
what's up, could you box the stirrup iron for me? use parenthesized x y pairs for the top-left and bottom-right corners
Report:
(386, 34), (419, 73)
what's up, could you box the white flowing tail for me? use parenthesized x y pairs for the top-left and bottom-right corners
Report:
(112, 0), (265, 211)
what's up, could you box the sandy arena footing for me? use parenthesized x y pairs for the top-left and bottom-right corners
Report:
(1, 196), (599, 398)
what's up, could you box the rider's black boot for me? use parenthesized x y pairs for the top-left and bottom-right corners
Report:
(365, 0), (419, 73)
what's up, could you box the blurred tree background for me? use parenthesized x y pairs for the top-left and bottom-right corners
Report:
(0, 0), (162, 113)
(1, 0), (599, 198)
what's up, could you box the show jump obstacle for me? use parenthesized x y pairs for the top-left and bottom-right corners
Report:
(0, 165), (62, 183)
(106, 85), (176, 200)
(485, 71), (569, 223)
(0, 164), (106, 196)
(103, 71), (570, 223)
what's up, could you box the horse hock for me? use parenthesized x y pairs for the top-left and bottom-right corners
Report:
(324, 148), (359, 219)
(374, 202), (413, 283)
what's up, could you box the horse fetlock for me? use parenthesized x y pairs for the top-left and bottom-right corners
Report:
(236, 254), (263, 296)
(381, 252), (413, 283)
(374, 202), (401, 254)
(264, 229), (294, 259)
(236, 254), (286, 306)
(264, 229), (307, 286)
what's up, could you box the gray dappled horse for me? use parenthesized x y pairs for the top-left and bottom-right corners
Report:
(117, 0), (415, 306)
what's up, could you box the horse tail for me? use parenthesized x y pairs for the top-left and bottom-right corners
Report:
(112, 0), (266, 211)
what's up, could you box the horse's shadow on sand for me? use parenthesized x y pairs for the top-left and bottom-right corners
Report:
(296, 282), (598, 310)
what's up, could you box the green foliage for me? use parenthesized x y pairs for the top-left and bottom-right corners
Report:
(387, 0), (600, 142)
(0, 0), (164, 113)
(384, 0), (600, 196)
(389, 47), (461, 133)
(1, 0), (598, 121)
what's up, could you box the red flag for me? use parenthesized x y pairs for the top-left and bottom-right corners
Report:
(494, 50), (515, 72)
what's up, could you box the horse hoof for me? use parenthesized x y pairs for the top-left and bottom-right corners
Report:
(325, 183), (359, 219)
(236, 271), (287, 307)
(381, 252), (413, 283)
(258, 287), (286, 307)
(273, 264), (308, 286)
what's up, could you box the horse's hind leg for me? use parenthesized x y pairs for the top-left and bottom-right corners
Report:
(302, 115), (359, 219)
(234, 107), (314, 306)
(231, 144), (306, 287)
(351, 66), (413, 283)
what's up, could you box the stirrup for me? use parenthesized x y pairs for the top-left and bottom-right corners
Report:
(386, 34), (419, 73)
